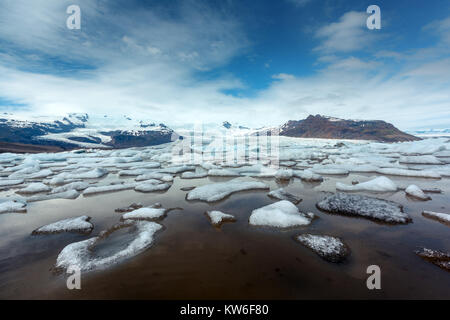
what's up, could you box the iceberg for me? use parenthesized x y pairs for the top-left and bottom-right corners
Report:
(295, 234), (350, 263)
(317, 193), (410, 224)
(186, 178), (269, 202)
(32, 216), (93, 235)
(249, 200), (313, 228)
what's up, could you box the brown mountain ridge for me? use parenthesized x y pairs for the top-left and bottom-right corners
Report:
(278, 115), (420, 142)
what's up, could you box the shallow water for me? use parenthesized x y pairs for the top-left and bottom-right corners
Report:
(0, 172), (449, 299)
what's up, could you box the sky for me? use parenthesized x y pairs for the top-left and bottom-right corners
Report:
(0, 0), (449, 130)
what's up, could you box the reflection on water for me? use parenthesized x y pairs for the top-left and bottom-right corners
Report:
(0, 173), (449, 299)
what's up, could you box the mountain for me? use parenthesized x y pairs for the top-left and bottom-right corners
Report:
(276, 115), (420, 142)
(0, 113), (176, 153)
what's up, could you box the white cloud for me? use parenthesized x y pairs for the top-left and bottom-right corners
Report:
(314, 11), (372, 53)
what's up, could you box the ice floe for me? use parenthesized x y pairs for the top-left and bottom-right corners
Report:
(422, 211), (450, 226)
(50, 182), (89, 194)
(186, 178), (269, 202)
(181, 171), (208, 179)
(249, 200), (313, 228)
(336, 176), (397, 192)
(115, 203), (143, 213)
(376, 168), (441, 179)
(207, 169), (240, 177)
(295, 234), (350, 263)
(27, 190), (80, 202)
(32, 216), (93, 235)
(83, 183), (136, 195)
(0, 200), (27, 213)
(274, 169), (293, 180)
(399, 155), (442, 164)
(415, 248), (450, 271)
(122, 207), (166, 221)
(135, 183), (171, 192)
(293, 169), (324, 182)
(0, 179), (24, 187)
(267, 188), (302, 204)
(17, 182), (51, 194)
(312, 167), (349, 175)
(317, 193), (410, 223)
(206, 210), (236, 227)
(135, 172), (173, 182)
(55, 220), (163, 272)
(405, 185), (431, 201)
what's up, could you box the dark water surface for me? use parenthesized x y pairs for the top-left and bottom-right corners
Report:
(0, 173), (449, 299)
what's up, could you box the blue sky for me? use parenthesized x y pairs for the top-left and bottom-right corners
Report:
(0, 0), (449, 130)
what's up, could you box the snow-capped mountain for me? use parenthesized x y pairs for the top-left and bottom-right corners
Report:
(0, 113), (177, 153)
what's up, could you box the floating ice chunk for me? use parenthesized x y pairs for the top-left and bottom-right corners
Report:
(32, 216), (93, 235)
(122, 207), (166, 221)
(200, 162), (220, 170)
(405, 185), (431, 201)
(399, 155), (442, 165)
(336, 176), (397, 192)
(17, 182), (51, 194)
(134, 178), (161, 185)
(376, 168), (441, 179)
(312, 167), (349, 175)
(415, 248), (450, 271)
(317, 193), (410, 224)
(206, 210), (236, 227)
(186, 178), (269, 202)
(50, 182), (89, 194)
(55, 220), (163, 272)
(115, 203), (144, 213)
(161, 165), (195, 174)
(135, 183), (171, 192)
(182, 171), (208, 179)
(48, 176), (66, 186)
(346, 164), (379, 173)
(0, 179), (24, 187)
(129, 162), (160, 169)
(293, 169), (324, 182)
(295, 234), (350, 263)
(249, 200), (313, 228)
(4, 159), (39, 173)
(27, 190), (80, 202)
(8, 165), (40, 179)
(0, 200), (27, 213)
(434, 150), (450, 157)
(207, 169), (240, 177)
(275, 169), (293, 180)
(280, 161), (296, 167)
(118, 169), (155, 176)
(28, 169), (53, 179)
(83, 183), (136, 195)
(66, 168), (108, 179)
(268, 188), (302, 204)
(135, 172), (173, 182)
(422, 211), (450, 226)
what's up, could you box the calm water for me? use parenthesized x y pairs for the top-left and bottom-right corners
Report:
(0, 172), (449, 299)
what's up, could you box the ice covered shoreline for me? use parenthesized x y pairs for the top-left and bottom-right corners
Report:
(0, 135), (449, 277)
